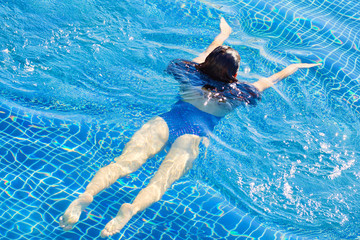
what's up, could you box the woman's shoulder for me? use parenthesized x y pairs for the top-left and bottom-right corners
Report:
(229, 81), (262, 104)
(167, 59), (204, 84)
(235, 81), (261, 96)
(167, 59), (198, 72)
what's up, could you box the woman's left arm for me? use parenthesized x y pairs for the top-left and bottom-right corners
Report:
(252, 63), (322, 92)
(192, 18), (232, 64)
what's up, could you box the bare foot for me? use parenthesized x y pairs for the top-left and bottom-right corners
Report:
(59, 193), (93, 231)
(100, 203), (134, 238)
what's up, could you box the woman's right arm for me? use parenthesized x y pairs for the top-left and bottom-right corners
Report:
(252, 63), (322, 92)
(192, 18), (232, 64)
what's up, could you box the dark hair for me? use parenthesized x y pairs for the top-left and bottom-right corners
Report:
(196, 46), (240, 83)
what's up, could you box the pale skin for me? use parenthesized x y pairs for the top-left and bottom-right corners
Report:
(59, 18), (321, 237)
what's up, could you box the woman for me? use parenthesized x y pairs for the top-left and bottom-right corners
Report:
(59, 18), (320, 237)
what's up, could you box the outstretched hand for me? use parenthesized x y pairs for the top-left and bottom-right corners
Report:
(293, 63), (322, 69)
(252, 62), (322, 92)
(220, 17), (232, 36)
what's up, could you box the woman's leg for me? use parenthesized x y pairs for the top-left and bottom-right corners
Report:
(59, 117), (169, 230)
(100, 134), (202, 238)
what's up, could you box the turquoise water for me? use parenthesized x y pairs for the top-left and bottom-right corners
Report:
(1, 0), (360, 239)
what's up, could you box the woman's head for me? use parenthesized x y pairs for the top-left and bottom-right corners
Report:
(196, 46), (240, 83)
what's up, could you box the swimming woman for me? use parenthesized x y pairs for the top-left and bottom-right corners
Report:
(59, 18), (321, 237)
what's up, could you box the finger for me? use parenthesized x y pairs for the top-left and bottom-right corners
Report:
(220, 17), (226, 24)
(309, 63), (322, 67)
(299, 63), (322, 68)
(220, 17), (232, 34)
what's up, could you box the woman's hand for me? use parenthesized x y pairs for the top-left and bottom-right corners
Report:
(220, 17), (232, 36)
(291, 63), (322, 69)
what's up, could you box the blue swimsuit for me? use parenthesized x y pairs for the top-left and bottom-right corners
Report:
(160, 100), (222, 144)
(160, 59), (261, 144)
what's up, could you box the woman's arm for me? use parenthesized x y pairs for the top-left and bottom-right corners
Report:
(192, 17), (232, 64)
(252, 63), (322, 92)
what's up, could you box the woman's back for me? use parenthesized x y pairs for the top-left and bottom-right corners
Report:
(167, 59), (261, 117)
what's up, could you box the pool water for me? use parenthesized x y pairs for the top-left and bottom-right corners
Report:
(1, 0), (360, 239)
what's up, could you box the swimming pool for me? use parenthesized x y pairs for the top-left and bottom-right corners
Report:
(1, 0), (360, 239)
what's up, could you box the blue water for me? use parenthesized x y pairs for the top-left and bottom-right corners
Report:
(1, 0), (360, 239)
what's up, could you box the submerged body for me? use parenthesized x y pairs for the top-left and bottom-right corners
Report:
(59, 18), (321, 237)
(168, 59), (261, 117)
(160, 59), (261, 143)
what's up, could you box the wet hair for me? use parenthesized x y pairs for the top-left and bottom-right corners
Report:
(196, 46), (240, 83)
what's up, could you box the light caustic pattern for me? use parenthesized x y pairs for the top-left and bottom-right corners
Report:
(222, 0), (360, 112)
(1, 0), (360, 239)
(0, 101), (300, 240)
